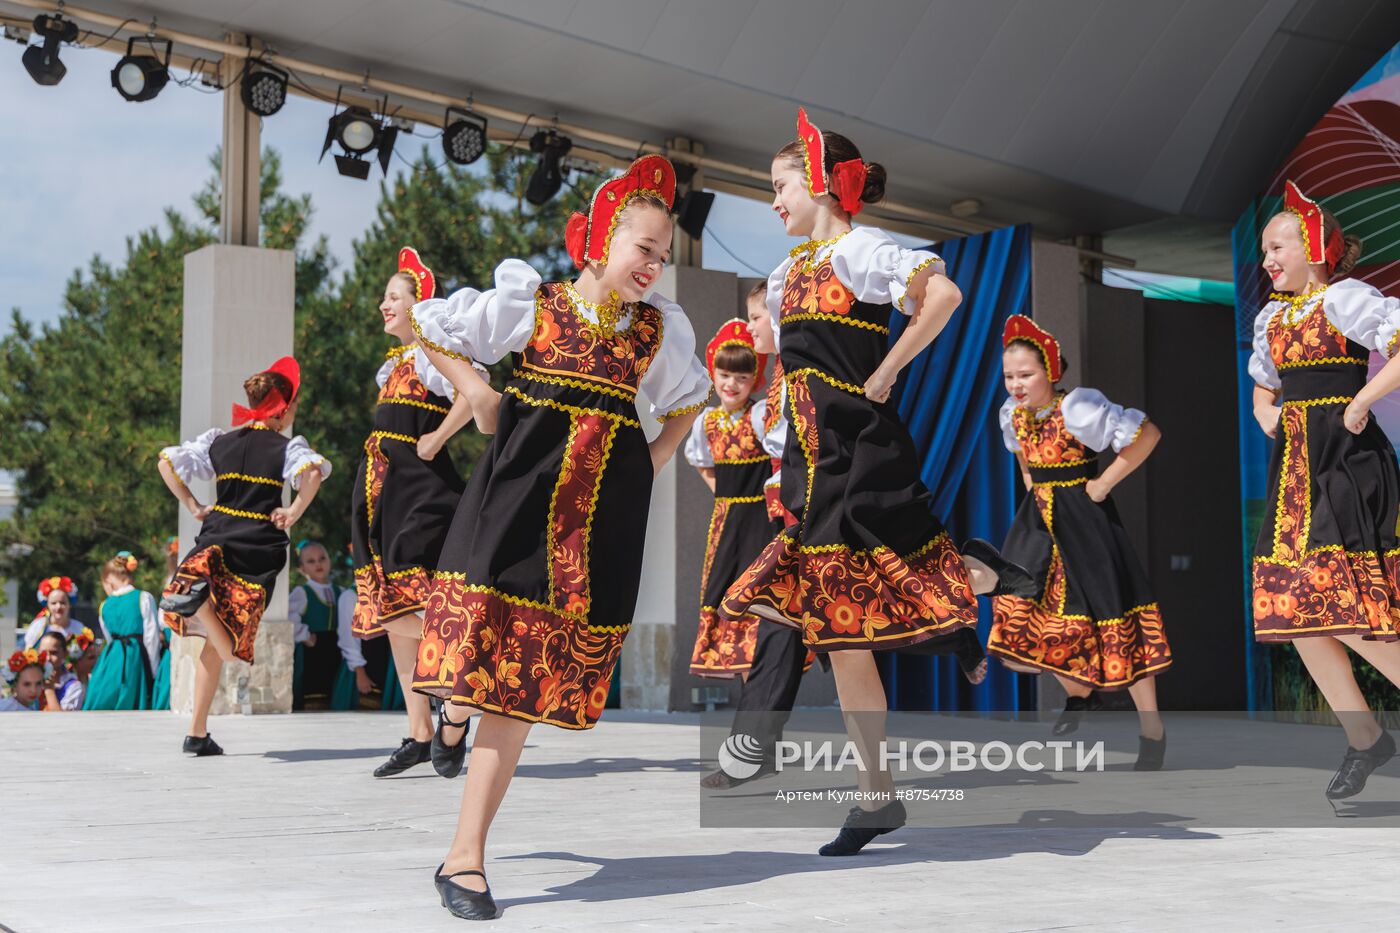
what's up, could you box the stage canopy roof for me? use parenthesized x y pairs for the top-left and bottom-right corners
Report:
(4, 0), (1397, 276)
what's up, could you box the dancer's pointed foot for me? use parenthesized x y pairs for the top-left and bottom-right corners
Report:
(961, 539), (1037, 598)
(819, 800), (907, 856)
(182, 733), (223, 756)
(432, 705), (472, 778)
(1326, 730), (1395, 799)
(434, 864), (497, 920)
(373, 737), (431, 777)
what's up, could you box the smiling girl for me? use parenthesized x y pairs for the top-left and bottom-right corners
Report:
(1248, 180), (1400, 799)
(350, 248), (493, 777)
(684, 320), (771, 678)
(721, 108), (1034, 856)
(988, 315), (1171, 767)
(408, 155), (711, 919)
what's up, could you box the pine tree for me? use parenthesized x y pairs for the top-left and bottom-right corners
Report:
(292, 143), (589, 570)
(0, 148), (330, 603)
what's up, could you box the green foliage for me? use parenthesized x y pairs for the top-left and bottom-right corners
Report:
(2, 142), (588, 604)
(0, 148), (330, 606)
(288, 144), (586, 574)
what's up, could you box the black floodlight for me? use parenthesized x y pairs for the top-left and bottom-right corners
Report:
(240, 60), (288, 117)
(111, 35), (172, 102)
(21, 14), (78, 86)
(525, 129), (572, 206)
(442, 106), (488, 165)
(675, 190), (715, 239)
(320, 91), (398, 179)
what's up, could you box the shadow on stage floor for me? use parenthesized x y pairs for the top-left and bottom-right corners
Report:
(497, 814), (1216, 911)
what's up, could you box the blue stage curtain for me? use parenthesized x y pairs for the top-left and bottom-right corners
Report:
(875, 223), (1036, 712)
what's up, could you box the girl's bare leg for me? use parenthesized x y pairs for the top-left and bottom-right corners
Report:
(1054, 673), (1093, 699)
(828, 649), (893, 804)
(440, 713), (532, 891)
(1126, 676), (1163, 740)
(189, 604), (235, 737)
(1295, 635), (1382, 749)
(383, 615), (433, 743)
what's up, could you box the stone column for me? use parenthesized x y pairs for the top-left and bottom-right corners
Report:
(170, 244), (296, 715)
(1030, 238), (1083, 715)
(624, 265), (737, 711)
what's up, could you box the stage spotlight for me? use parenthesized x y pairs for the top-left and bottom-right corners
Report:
(525, 129), (572, 206)
(111, 35), (171, 102)
(240, 60), (288, 117)
(320, 99), (398, 179)
(21, 13), (78, 86)
(442, 106), (488, 165)
(675, 190), (715, 240)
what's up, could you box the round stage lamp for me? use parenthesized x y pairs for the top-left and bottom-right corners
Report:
(21, 14), (78, 86)
(111, 36), (171, 102)
(442, 106), (487, 165)
(240, 61), (288, 117)
(331, 106), (380, 154)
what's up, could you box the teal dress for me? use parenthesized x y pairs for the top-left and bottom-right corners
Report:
(83, 589), (155, 710)
(293, 583), (351, 710)
(150, 628), (173, 710)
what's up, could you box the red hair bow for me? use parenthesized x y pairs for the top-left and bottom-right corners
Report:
(231, 356), (301, 426)
(565, 211), (589, 269)
(830, 159), (867, 216)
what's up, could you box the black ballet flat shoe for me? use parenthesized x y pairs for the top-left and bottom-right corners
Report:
(373, 737), (432, 778)
(1052, 695), (1090, 736)
(819, 800), (907, 856)
(959, 656), (989, 686)
(1326, 730), (1396, 800)
(182, 733), (223, 757)
(160, 580), (210, 617)
(432, 706), (472, 779)
(434, 864), (498, 921)
(960, 539), (1038, 599)
(1134, 734), (1166, 771)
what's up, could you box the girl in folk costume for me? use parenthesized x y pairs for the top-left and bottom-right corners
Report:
(684, 319), (771, 678)
(23, 577), (84, 648)
(150, 538), (180, 710)
(84, 552), (161, 710)
(352, 247), (495, 776)
(989, 315), (1170, 768)
(158, 357), (330, 756)
(290, 541), (353, 710)
(1, 650), (49, 711)
(1249, 180), (1400, 798)
(699, 286), (820, 790)
(409, 154), (711, 919)
(36, 631), (84, 710)
(721, 108), (1033, 855)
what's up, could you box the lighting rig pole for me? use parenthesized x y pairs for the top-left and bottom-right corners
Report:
(220, 34), (260, 247)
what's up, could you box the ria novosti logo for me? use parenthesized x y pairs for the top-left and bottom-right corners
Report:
(716, 735), (1106, 778)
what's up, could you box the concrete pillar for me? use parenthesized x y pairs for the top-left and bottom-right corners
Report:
(624, 265), (734, 710)
(220, 38), (261, 247)
(171, 244), (295, 715)
(1029, 238), (1083, 715)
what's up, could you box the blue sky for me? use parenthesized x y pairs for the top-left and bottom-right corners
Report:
(0, 42), (913, 330)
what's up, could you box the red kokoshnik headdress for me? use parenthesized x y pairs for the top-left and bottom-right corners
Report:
(1283, 180), (1345, 271)
(565, 154), (677, 269)
(231, 356), (301, 426)
(797, 106), (867, 216)
(705, 319), (767, 390)
(397, 246), (436, 302)
(1002, 314), (1064, 384)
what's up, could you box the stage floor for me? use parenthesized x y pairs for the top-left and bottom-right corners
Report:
(2, 710), (1398, 930)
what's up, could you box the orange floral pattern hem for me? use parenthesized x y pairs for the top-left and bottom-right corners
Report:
(690, 607), (759, 677)
(1253, 548), (1400, 641)
(988, 597), (1172, 689)
(161, 545), (266, 663)
(352, 563), (432, 638)
(413, 581), (624, 730)
(720, 532), (977, 649)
